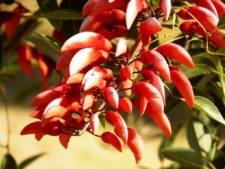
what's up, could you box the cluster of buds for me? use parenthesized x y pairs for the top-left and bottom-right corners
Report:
(21, 0), (200, 163)
(179, 0), (225, 49)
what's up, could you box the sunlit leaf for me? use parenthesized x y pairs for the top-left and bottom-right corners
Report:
(194, 96), (225, 125)
(199, 133), (212, 153)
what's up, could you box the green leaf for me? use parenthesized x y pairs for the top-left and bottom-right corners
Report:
(1, 153), (17, 169)
(181, 65), (208, 78)
(216, 59), (225, 96)
(28, 35), (59, 59)
(37, 0), (62, 29)
(18, 153), (44, 169)
(216, 47), (225, 56)
(41, 9), (84, 20)
(217, 14), (225, 29)
(161, 148), (204, 169)
(99, 116), (106, 128)
(195, 64), (218, 74)
(191, 121), (212, 153)
(35, 33), (61, 53)
(37, 0), (58, 12)
(187, 119), (201, 153)
(199, 134), (212, 153)
(194, 96), (225, 125)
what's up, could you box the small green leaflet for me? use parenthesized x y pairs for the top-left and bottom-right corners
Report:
(194, 96), (225, 125)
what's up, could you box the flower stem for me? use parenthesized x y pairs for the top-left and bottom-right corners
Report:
(0, 86), (10, 152)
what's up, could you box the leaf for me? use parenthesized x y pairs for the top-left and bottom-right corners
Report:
(37, 0), (62, 29)
(194, 96), (225, 125)
(41, 9), (84, 20)
(161, 148), (204, 169)
(216, 47), (225, 56)
(187, 119), (201, 153)
(18, 153), (44, 169)
(217, 13), (225, 29)
(181, 66), (208, 79)
(37, 0), (58, 12)
(1, 153), (17, 169)
(195, 64), (218, 74)
(99, 116), (106, 128)
(216, 59), (225, 96)
(35, 33), (61, 53)
(199, 134), (212, 153)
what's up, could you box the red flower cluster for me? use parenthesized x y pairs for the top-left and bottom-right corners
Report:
(179, 0), (225, 48)
(21, 0), (198, 163)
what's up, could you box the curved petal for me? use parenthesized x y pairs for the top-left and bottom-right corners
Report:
(105, 111), (128, 144)
(61, 32), (112, 53)
(69, 48), (108, 75)
(132, 82), (164, 115)
(140, 50), (171, 82)
(101, 131), (122, 152)
(141, 69), (166, 104)
(157, 43), (194, 69)
(159, 0), (171, 20)
(90, 114), (100, 134)
(104, 87), (119, 109)
(127, 128), (144, 164)
(170, 66), (194, 108)
(118, 98), (132, 114)
(126, 0), (143, 29)
(146, 106), (172, 138)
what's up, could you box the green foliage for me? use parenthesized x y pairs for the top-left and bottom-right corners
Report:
(0, 153), (43, 169)
(18, 153), (44, 169)
(161, 148), (204, 169)
(41, 9), (84, 20)
(1, 154), (17, 169)
(194, 96), (225, 125)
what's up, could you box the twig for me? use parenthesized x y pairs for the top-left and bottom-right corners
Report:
(0, 86), (10, 152)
